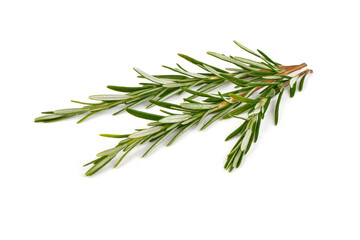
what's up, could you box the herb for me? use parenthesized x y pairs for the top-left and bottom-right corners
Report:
(35, 55), (231, 123)
(35, 41), (312, 176)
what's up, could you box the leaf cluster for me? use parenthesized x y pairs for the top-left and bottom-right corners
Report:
(34, 41), (312, 176)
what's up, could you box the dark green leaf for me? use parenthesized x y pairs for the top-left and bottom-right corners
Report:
(85, 155), (115, 176)
(114, 140), (141, 168)
(229, 94), (258, 104)
(219, 73), (248, 86)
(181, 87), (220, 99)
(248, 71), (277, 77)
(113, 101), (143, 115)
(183, 98), (202, 104)
(178, 53), (227, 73)
(77, 111), (97, 124)
(235, 151), (245, 168)
(257, 49), (281, 66)
(225, 120), (248, 141)
(217, 92), (233, 104)
(254, 115), (262, 142)
(233, 41), (261, 58)
(176, 63), (188, 72)
(275, 89), (284, 125)
(151, 74), (188, 80)
(223, 103), (254, 119)
(83, 156), (107, 167)
(248, 82), (279, 87)
(188, 81), (226, 100)
(245, 130), (255, 154)
(99, 134), (130, 138)
(290, 85), (296, 98)
(107, 85), (149, 92)
(126, 108), (164, 121)
(298, 73), (307, 91)
(149, 100), (183, 110)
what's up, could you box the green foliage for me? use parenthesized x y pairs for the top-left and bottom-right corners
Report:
(35, 41), (312, 176)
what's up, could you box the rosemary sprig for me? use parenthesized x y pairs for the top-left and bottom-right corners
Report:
(34, 41), (281, 123)
(84, 68), (312, 176)
(34, 67), (224, 123)
(84, 95), (247, 176)
(35, 41), (312, 176)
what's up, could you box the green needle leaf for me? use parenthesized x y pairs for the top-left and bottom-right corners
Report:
(275, 89), (284, 125)
(229, 94), (258, 104)
(207, 51), (258, 71)
(219, 73), (248, 86)
(257, 49), (281, 66)
(223, 103), (254, 119)
(167, 122), (196, 146)
(76, 111), (97, 123)
(180, 103), (217, 110)
(126, 108), (164, 121)
(142, 127), (179, 157)
(177, 53), (227, 73)
(254, 115), (262, 142)
(34, 114), (65, 122)
(232, 56), (273, 70)
(181, 87), (221, 99)
(107, 85), (149, 92)
(159, 114), (191, 123)
(89, 94), (129, 101)
(248, 71), (277, 77)
(201, 105), (234, 130)
(85, 155), (115, 176)
(290, 85), (296, 98)
(129, 126), (164, 139)
(289, 75), (299, 88)
(233, 41), (261, 58)
(133, 67), (173, 84)
(148, 100), (183, 110)
(162, 65), (208, 79)
(225, 120), (248, 141)
(99, 134), (130, 138)
(96, 145), (124, 157)
(53, 108), (87, 115)
(114, 141), (141, 168)
(298, 74), (307, 91)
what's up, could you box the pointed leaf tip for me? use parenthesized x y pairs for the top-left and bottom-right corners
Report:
(89, 94), (129, 101)
(126, 108), (164, 121)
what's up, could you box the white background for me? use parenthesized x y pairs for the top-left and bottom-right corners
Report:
(1, 0), (359, 239)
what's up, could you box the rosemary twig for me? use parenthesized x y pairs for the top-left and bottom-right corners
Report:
(84, 66), (312, 176)
(35, 41), (312, 176)
(35, 41), (286, 123)
(34, 68), (225, 123)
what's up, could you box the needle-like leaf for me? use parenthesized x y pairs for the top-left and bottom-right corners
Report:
(126, 108), (164, 121)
